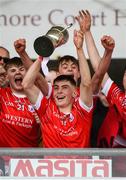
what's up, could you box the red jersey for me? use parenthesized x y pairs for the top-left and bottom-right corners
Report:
(0, 87), (41, 147)
(102, 78), (126, 140)
(102, 78), (125, 118)
(34, 92), (93, 148)
(97, 105), (120, 147)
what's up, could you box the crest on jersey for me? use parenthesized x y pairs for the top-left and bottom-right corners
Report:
(28, 105), (35, 112)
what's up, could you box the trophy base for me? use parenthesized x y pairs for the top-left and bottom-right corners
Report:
(34, 36), (54, 57)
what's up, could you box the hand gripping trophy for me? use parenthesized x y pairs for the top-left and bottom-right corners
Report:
(33, 23), (73, 57)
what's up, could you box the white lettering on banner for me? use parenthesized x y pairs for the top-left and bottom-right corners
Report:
(10, 159), (112, 177)
(0, 8), (126, 27)
(0, 14), (41, 26)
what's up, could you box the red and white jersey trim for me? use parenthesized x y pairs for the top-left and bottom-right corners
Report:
(33, 83), (52, 110)
(102, 78), (113, 96)
(33, 91), (43, 110)
(79, 98), (93, 112)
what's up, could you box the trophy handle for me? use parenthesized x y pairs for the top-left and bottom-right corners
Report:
(60, 23), (73, 33)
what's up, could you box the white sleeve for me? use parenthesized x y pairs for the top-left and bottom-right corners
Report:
(101, 78), (113, 96)
(79, 98), (93, 112)
(33, 91), (43, 110)
(33, 82), (52, 110)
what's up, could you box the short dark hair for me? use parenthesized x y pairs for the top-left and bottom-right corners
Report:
(4, 57), (23, 71)
(53, 74), (76, 87)
(47, 60), (59, 72)
(58, 55), (79, 69)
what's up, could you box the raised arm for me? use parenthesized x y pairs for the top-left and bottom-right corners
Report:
(100, 35), (115, 85)
(14, 39), (48, 96)
(22, 57), (45, 104)
(91, 35), (115, 93)
(14, 39), (33, 69)
(73, 29), (92, 107)
(75, 10), (101, 71)
(76, 10), (115, 93)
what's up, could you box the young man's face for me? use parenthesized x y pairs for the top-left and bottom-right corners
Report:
(53, 80), (76, 109)
(58, 60), (80, 82)
(7, 65), (26, 92)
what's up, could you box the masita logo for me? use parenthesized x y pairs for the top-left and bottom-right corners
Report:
(10, 158), (112, 177)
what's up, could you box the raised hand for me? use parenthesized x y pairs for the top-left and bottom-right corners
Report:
(73, 29), (84, 50)
(75, 10), (91, 33)
(14, 39), (26, 54)
(101, 35), (115, 51)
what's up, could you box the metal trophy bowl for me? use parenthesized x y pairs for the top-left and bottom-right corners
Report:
(33, 24), (73, 57)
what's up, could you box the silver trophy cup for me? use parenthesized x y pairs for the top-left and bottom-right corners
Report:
(34, 24), (73, 57)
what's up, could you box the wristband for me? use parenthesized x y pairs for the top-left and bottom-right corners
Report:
(38, 56), (43, 61)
